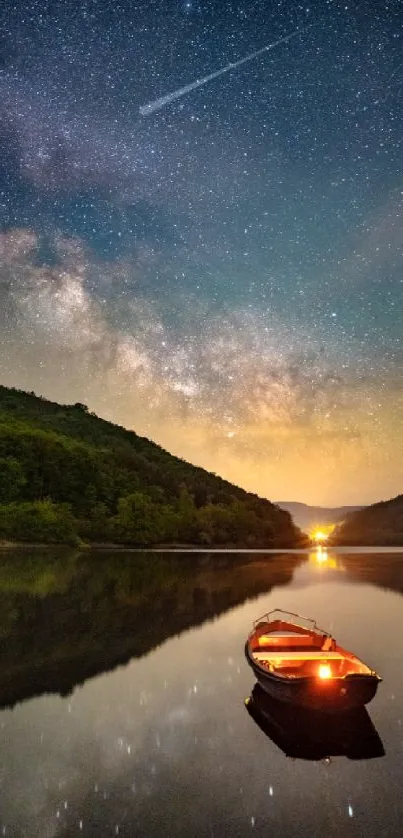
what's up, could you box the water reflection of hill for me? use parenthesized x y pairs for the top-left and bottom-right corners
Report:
(340, 551), (403, 597)
(0, 549), (304, 710)
(307, 548), (403, 598)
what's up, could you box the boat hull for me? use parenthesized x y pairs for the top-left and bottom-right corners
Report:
(245, 643), (380, 712)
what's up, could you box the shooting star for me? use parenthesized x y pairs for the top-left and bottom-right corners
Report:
(140, 25), (311, 116)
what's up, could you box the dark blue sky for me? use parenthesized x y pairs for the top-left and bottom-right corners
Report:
(0, 0), (402, 504)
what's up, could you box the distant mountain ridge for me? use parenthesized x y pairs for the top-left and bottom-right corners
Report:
(276, 501), (365, 532)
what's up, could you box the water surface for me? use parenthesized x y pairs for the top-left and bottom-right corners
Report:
(0, 547), (402, 836)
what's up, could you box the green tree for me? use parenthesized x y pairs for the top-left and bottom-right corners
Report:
(114, 492), (161, 545)
(0, 500), (78, 544)
(0, 457), (26, 502)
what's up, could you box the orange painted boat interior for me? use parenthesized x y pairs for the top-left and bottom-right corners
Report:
(249, 619), (373, 679)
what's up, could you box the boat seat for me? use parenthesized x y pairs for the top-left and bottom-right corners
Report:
(257, 633), (323, 647)
(253, 650), (345, 661)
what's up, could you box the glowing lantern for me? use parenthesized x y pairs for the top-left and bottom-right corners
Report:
(318, 664), (332, 680)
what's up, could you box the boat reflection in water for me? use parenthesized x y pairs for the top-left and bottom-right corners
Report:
(245, 684), (385, 761)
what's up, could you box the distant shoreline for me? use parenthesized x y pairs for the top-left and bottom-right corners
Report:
(0, 539), (299, 551)
(1, 540), (403, 553)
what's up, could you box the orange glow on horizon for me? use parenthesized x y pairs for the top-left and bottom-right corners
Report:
(310, 523), (336, 544)
(313, 530), (329, 543)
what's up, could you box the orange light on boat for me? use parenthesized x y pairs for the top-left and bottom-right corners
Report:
(318, 664), (332, 680)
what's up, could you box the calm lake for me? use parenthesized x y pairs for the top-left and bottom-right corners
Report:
(0, 547), (402, 836)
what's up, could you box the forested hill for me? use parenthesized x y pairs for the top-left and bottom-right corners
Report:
(0, 386), (305, 548)
(331, 494), (403, 546)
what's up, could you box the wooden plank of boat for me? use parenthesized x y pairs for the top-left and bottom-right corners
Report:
(253, 650), (345, 661)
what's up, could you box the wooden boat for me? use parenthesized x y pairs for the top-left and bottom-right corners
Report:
(245, 609), (381, 712)
(245, 684), (385, 761)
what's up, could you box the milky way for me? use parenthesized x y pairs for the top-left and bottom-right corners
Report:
(1, 0), (403, 504)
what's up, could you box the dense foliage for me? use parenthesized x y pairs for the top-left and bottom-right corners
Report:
(331, 494), (403, 546)
(0, 386), (304, 547)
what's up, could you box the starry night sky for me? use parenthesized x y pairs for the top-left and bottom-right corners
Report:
(1, 0), (402, 505)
